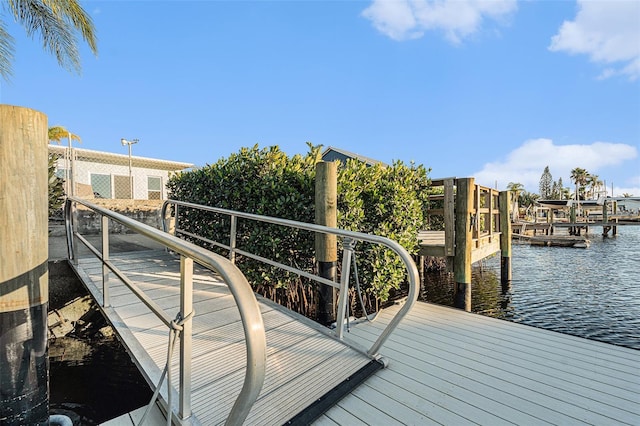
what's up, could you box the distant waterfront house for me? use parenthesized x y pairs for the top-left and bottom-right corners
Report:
(49, 145), (194, 200)
(321, 146), (386, 167)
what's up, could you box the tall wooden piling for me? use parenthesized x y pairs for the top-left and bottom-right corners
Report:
(315, 161), (337, 325)
(602, 200), (609, 237)
(613, 201), (618, 236)
(499, 191), (512, 286)
(0, 105), (49, 424)
(454, 178), (474, 312)
(569, 205), (577, 235)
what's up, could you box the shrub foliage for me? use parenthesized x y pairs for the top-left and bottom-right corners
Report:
(167, 144), (431, 316)
(48, 154), (65, 217)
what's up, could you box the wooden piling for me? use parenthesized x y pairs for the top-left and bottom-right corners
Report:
(0, 105), (49, 424)
(602, 201), (609, 237)
(613, 201), (618, 235)
(499, 191), (512, 285)
(454, 178), (474, 311)
(315, 161), (337, 325)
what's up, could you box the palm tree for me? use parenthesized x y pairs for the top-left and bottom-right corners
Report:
(586, 174), (603, 199)
(570, 167), (589, 201)
(48, 125), (81, 145)
(506, 182), (525, 220)
(506, 182), (524, 195)
(570, 167), (590, 218)
(1, 0), (98, 80)
(49, 125), (80, 195)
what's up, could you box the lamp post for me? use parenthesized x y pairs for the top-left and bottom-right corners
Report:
(121, 138), (138, 199)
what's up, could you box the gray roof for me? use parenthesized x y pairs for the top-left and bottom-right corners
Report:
(321, 146), (386, 167)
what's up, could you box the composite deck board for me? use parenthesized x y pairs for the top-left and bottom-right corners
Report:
(74, 250), (640, 425)
(73, 251), (372, 425)
(319, 302), (640, 425)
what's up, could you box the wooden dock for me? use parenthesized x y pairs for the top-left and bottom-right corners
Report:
(71, 250), (640, 425)
(418, 178), (511, 311)
(514, 233), (591, 248)
(418, 178), (505, 263)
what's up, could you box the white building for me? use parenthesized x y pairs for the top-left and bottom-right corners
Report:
(49, 145), (193, 200)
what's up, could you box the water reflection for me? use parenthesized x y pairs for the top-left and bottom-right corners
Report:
(420, 227), (640, 350)
(49, 335), (152, 425)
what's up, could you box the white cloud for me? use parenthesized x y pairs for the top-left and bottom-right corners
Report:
(474, 138), (638, 193)
(614, 175), (640, 197)
(549, 0), (640, 81)
(362, 0), (517, 43)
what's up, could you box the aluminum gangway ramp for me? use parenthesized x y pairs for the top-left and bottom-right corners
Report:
(64, 197), (421, 425)
(74, 250), (378, 425)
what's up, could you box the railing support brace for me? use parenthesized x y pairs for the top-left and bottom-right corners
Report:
(229, 215), (237, 264)
(336, 238), (355, 340)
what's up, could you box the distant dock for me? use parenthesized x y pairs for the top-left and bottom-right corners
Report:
(528, 197), (640, 237)
(514, 217), (640, 239)
(513, 233), (591, 248)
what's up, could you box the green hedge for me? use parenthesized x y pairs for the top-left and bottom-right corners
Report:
(167, 144), (431, 315)
(337, 159), (430, 303)
(49, 154), (65, 217)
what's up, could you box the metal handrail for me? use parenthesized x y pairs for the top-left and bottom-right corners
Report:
(64, 197), (266, 425)
(161, 199), (420, 357)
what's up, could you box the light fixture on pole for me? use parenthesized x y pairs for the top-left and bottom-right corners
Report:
(121, 138), (139, 199)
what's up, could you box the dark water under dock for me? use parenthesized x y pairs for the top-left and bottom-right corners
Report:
(422, 226), (640, 350)
(48, 261), (152, 425)
(49, 337), (151, 424)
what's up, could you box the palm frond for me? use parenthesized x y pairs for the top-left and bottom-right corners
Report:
(6, 0), (97, 74)
(0, 20), (15, 80)
(43, 0), (98, 54)
(48, 125), (81, 143)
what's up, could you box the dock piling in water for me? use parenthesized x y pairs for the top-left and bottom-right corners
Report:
(454, 178), (474, 311)
(0, 105), (49, 425)
(499, 191), (512, 285)
(315, 161), (338, 325)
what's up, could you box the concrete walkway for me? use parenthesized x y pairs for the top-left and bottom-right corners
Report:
(49, 222), (165, 261)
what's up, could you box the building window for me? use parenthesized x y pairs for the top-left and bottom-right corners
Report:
(114, 175), (133, 199)
(55, 168), (68, 179)
(148, 176), (162, 200)
(91, 174), (112, 198)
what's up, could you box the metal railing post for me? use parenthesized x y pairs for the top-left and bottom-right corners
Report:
(174, 204), (179, 237)
(229, 215), (237, 264)
(335, 238), (355, 340)
(179, 255), (193, 420)
(64, 199), (74, 262)
(71, 201), (79, 265)
(101, 215), (110, 307)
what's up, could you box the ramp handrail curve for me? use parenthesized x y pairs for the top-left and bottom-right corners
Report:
(161, 199), (420, 357)
(64, 197), (266, 426)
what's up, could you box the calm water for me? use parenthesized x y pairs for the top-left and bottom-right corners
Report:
(49, 337), (152, 425)
(422, 225), (640, 350)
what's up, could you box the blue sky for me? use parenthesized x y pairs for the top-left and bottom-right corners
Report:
(2, 0), (639, 196)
